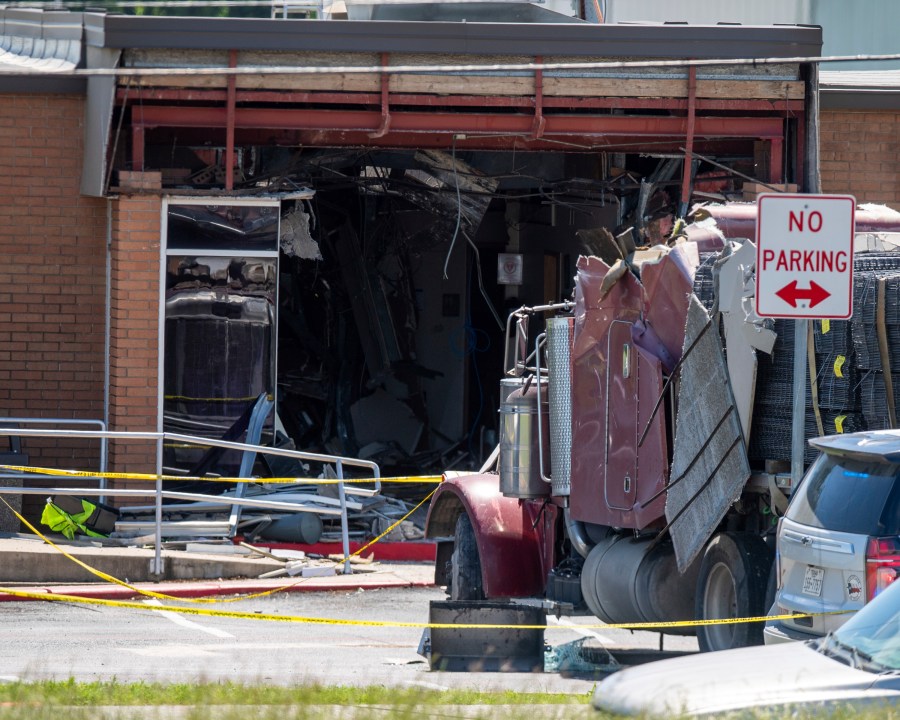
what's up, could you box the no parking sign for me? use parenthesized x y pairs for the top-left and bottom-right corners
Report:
(755, 194), (855, 319)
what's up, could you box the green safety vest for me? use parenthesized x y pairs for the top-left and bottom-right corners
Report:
(40, 498), (107, 540)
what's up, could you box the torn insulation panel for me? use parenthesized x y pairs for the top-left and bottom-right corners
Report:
(668, 296), (751, 572)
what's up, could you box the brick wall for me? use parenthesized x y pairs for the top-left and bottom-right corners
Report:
(108, 193), (162, 482)
(0, 94), (107, 524)
(820, 109), (900, 209)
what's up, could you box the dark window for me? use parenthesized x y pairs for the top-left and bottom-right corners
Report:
(787, 455), (900, 535)
(167, 204), (279, 252)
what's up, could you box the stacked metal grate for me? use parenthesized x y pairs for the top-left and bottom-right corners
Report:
(692, 253), (719, 313)
(811, 319), (860, 415)
(748, 319), (826, 467)
(849, 253), (900, 431)
(860, 371), (900, 429)
(691, 250), (900, 469)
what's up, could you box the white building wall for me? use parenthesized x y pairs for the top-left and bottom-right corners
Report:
(604, 0), (809, 25)
(603, 0), (899, 69)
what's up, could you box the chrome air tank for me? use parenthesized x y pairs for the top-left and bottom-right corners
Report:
(498, 377), (550, 498)
(545, 317), (573, 496)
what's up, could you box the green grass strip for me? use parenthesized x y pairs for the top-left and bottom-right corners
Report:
(0, 680), (589, 707)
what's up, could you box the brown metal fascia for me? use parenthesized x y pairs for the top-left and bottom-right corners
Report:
(820, 88), (900, 111)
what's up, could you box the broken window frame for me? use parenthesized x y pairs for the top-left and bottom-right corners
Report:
(159, 197), (282, 475)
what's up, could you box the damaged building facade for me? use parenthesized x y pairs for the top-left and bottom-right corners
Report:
(0, 7), (897, 524)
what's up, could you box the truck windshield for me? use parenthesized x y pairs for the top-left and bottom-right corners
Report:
(787, 455), (900, 535)
(832, 580), (900, 672)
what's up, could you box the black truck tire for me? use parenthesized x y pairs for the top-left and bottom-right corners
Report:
(448, 513), (485, 601)
(695, 532), (772, 652)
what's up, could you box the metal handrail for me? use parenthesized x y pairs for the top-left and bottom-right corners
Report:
(0, 427), (381, 576)
(0, 417), (108, 498)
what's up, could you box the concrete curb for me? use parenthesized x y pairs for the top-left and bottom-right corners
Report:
(0, 567), (436, 602)
(0, 535), (437, 599)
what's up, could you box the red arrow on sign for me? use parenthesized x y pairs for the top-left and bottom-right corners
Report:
(775, 280), (831, 308)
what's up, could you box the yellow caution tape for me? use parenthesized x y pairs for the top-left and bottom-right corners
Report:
(0, 584), (853, 631)
(821, 319), (831, 335)
(2, 476), (852, 633)
(835, 415), (847, 434)
(0, 495), (855, 631)
(0, 465), (442, 485)
(833, 355), (846, 378)
(0, 483), (437, 605)
(340, 486), (438, 562)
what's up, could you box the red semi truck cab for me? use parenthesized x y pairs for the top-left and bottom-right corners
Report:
(426, 240), (776, 653)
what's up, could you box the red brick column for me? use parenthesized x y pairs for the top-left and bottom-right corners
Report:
(108, 193), (162, 476)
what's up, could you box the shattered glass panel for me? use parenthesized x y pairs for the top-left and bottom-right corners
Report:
(163, 202), (278, 475)
(167, 204), (279, 252)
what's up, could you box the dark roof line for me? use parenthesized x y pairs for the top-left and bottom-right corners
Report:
(90, 15), (823, 58)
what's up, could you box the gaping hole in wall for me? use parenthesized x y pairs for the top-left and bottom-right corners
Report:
(154, 144), (769, 497)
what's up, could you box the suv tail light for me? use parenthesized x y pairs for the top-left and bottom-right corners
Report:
(866, 536), (900, 601)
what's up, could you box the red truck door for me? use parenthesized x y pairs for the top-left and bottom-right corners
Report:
(605, 320), (638, 511)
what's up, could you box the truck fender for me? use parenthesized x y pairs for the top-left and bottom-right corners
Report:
(424, 472), (545, 598)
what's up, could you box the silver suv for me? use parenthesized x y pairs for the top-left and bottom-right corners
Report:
(764, 430), (900, 644)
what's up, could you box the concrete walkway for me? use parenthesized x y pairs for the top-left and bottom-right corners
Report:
(0, 533), (436, 601)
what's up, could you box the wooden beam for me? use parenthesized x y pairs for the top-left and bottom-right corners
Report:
(127, 74), (804, 101)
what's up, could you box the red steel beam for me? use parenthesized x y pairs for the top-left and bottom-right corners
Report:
(795, 117), (806, 191)
(679, 66), (697, 214)
(142, 125), (754, 154)
(132, 123), (145, 172)
(370, 52), (392, 139)
(133, 105), (784, 139)
(531, 56), (545, 140)
(225, 49), (237, 191)
(769, 136), (784, 184)
(116, 88), (804, 114)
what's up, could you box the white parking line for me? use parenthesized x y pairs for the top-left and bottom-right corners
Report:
(142, 599), (235, 638)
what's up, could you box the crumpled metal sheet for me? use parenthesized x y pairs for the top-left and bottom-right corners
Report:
(717, 240), (776, 445)
(410, 149), (499, 233)
(667, 295), (750, 572)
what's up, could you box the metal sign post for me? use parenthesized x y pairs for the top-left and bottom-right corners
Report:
(756, 193), (856, 486)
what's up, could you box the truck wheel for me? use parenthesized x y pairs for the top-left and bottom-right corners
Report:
(695, 532), (772, 652)
(448, 513), (485, 601)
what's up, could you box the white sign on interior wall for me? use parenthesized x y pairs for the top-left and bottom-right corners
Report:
(498, 253), (523, 285)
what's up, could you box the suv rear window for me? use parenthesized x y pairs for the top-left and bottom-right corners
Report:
(787, 455), (900, 535)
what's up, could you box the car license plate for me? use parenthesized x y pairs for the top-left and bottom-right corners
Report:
(802, 565), (824, 597)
